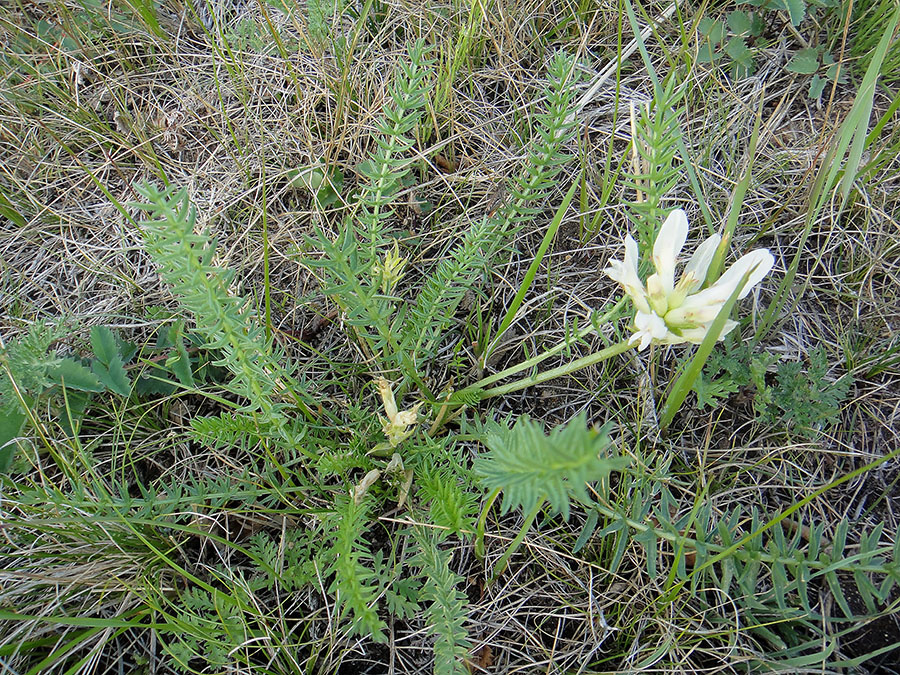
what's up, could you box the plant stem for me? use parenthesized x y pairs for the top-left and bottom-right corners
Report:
(475, 487), (502, 560)
(479, 339), (634, 400)
(491, 497), (544, 581)
(455, 299), (627, 401)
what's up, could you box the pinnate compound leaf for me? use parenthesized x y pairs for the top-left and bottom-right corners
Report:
(166, 338), (195, 387)
(87, 326), (132, 395)
(725, 37), (756, 78)
(724, 35), (750, 62)
(697, 16), (724, 42)
(697, 43), (721, 63)
(411, 529), (471, 675)
(474, 413), (629, 521)
(749, 12), (766, 35)
(746, 0), (806, 25)
(324, 496), (387, 643)
(824, 55), (845, 83)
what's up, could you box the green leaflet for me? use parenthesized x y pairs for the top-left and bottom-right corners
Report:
(49, 358), (104, 392)
(0, 408), (25, 472)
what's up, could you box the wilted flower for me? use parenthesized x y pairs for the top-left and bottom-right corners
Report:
(376, 378), (421, 447)
(605, 209), (774, 351)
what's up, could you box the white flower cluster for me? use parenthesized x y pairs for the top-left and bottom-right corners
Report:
(605, 210), (774, 350)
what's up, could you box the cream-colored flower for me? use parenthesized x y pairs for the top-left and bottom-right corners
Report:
(375, 378), (421, 447)
(604, 209), (774, 351)
(631, 310), (670, 351)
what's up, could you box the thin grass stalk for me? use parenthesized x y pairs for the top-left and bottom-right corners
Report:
(485, 177), (580, 360)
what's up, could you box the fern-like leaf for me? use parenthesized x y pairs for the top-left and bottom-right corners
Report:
(595, 491), (899, 654)
(189, 412), (287, 451)
(356, 39), (433, 261)
(323, 495), (387, 642)
(405, 53), (579, 362)
(417, 442), (479, 539)
(496, 51), (579, 233)
(474, 413), (629, 521)
(0, 321), (66, 415)
(405, 215), (495, 359)
(411, 528), (471, 675)
(306, 40), (432, 363)
(133, 183), (311, 420)
(625, 77), (685, 250)
(306, 223), (397, 355)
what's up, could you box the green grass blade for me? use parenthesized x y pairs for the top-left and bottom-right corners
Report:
(659, 266), (757, 431)
(754, 7), (900, 342)
(486, 176), (579, 360)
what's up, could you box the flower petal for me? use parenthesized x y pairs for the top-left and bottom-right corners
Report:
(664, 248), (774, 327)
(604, 235), (651, 313)
(678, 319), (738, 344)
(630, 310), (670, 351)
(645, 273), (669, 315)
(376, 378), (398, 421)
(664, 287), (729, 326)
(714, 248), (775, 300)
(624, 234), (640, 273)
(628, 331), (652, 351)
(652, 209), (689, 296)
(681, 234), (721, 292)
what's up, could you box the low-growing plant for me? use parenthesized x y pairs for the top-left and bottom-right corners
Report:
(696, 0), (845, 98)
(127, 41), (792, 670)
(114, 41), (589, 672)
(785, 44), (847, 98)
(0, 320), (215, 470)
(473, 411), (900, 665)
(3, 16), (899, 673)
(694, 342), (852, 438)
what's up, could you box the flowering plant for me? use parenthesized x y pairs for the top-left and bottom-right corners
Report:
(605, 209), (774, 350)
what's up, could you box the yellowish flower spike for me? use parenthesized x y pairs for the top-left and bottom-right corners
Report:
(371, 240), (407, 294)
(604, 209), (775, 351)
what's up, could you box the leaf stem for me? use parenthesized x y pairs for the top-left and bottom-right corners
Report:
(474, 487), (501, 560)
(491, 497), (544, 581)
(479, 339), (634, 400)
(453, 299), (627, 402)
